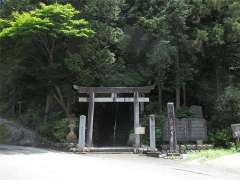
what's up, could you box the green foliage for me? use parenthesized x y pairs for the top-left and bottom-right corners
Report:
(0, 0), (35, 16)
(0, 19), (9, 29)
(213, 86), (240, 129)
(209, 129), (233, 148)
(176, 106), (193, 118)
(0, 123), (8, 143)
(145, 102), (162, 114)
(193, 29), (208, 50)
(147, 41), (176, 86)
(235, 142), (240, 152)
(187, 148), (237, 160)
(38, 112), (68, 142)
(0, 3), (94, 125)
(84, 0), (125, 22)
(0, 3), (94, 40)
(65, 49), (128, 86)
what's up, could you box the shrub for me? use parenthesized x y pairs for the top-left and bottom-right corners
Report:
(214, 86), (240, 128)
(235, 142), (240, 152)
(176, 106), (193, 118)
(38, 112), (69, 142)
(209, 129), (233, 148)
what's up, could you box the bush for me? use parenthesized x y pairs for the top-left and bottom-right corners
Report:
(213, 86), (240, 128)
(38, 112), (69, 142)
(0, 124), (9, 143)
(176, 106), (193, 118)
(208, 86), (240, 149)
(209, 129), (233, 148)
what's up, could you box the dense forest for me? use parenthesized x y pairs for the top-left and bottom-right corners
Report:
(0, 0), (240, 146)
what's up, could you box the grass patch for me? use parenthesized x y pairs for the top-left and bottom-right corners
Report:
(186, 148), (237, 161)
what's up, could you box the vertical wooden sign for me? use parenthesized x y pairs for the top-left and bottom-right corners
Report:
(167, 102), (178, 153)
(149, 114), (156, 151)
(79, 115), (86, 149)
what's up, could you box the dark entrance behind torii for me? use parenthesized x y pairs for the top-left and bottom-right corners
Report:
(94, 103), (132, 146)
(73, 85), (154, 148)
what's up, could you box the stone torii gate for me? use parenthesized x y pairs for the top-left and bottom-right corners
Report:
(73, 85), (154, 148)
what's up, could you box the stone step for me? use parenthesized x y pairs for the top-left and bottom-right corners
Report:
(70, 146), (157, 154)
(81, 151), (135, 154)
(145, 151), (162, 158)
(87, 147), (135, 153)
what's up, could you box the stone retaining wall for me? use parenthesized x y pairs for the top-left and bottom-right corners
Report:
(161, 144), (214, 153)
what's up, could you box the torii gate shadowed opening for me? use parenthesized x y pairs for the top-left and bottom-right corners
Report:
(73, 85), (154, 148)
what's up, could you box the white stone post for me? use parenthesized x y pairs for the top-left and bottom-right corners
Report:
(79, 115), (86, 149)
(149, 114), (156, 151)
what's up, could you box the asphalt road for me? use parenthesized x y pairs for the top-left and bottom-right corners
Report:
(0, 145), (239, 180)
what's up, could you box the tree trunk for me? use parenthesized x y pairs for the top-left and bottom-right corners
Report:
(44, 94), (51, 122)
(158, 83), (163, 112)
(176, 87), (181, 110)
(53, 86), (70, 116)
(182, 83), (186, 106)
(216, 66), (222, 96)
(175, 50), (181, 110)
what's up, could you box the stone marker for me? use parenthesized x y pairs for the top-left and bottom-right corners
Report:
(79, 115), (86, 149)
(149, 114), (156, 151)
(167, 102), (178, 153)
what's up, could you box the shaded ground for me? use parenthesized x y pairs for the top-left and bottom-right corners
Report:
(0, 145), (240, 180)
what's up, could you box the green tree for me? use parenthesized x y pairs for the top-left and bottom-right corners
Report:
(124, 0), (194, 109)
(66, 0), (129, 86)
(0, 3), (93, 121)
(147, 41), (176, 112)
(0, 0), (37, 17)
(189, 0), (240, 107)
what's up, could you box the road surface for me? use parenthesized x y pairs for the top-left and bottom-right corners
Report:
(0, 145), (239, 180)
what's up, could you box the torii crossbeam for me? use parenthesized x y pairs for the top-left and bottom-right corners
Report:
(73, 85), (154, 148)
